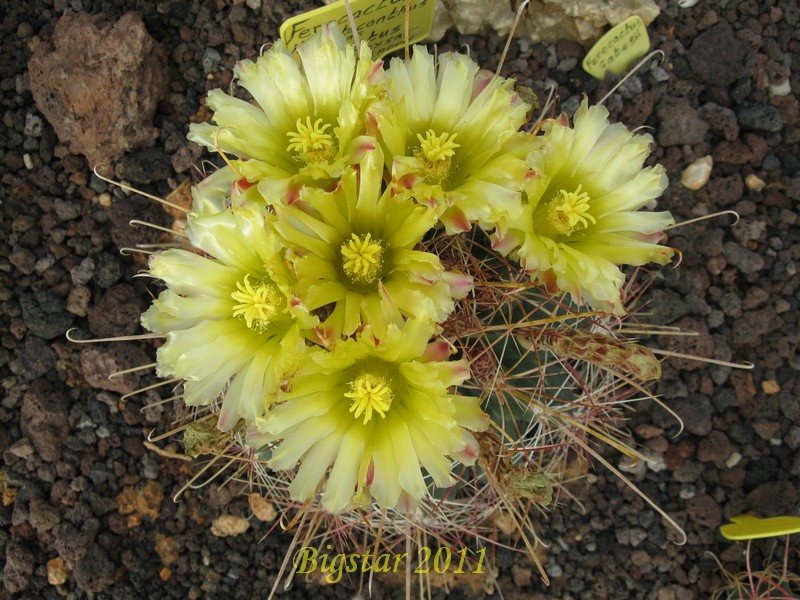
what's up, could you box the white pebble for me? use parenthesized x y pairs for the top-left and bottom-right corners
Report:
(725, 452), (742, 468)
(681, 155), (713, 190)
(770, 79), (791, 96)
(678, 0), (699, 6)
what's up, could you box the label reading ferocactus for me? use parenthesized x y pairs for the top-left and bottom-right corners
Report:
(582, 15), (651, 79)
(281, 0), (436, 59)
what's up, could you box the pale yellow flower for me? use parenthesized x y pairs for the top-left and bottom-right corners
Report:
(273, 146), (472, 340)
(188, 23), (384, 204)
(493, 98), (674, 313)
(256, 319), (488, 513)
(371, 46), (534, 231)
(141, 206), (315, 430)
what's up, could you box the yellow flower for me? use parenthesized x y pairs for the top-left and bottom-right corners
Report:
(371, 46), (534, 231)
(492, 98), (674, 314)
(256, 319), (488, 513)
(273, 146), (472, 340)
(141, 206), (316, 430)
(188, 23), (384, 204)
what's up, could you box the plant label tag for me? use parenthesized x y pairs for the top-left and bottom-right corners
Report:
(280, 0), (437, 59)
(582, 15), (651, 79)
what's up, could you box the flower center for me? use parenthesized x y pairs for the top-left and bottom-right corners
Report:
(344, 373), (394, 424)
(231, 275), (282, 332)
(547, 185), (596, 237)
(286, 117), (336, 164)
(415, 129), (459, 184)
(340, 232), (384, 285)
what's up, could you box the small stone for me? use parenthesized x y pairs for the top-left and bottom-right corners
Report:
(657, 97), (709, 146)
(248, 493), (277, 522)
(171, 143), (204, 173)
(116, 481), (164, 522)
(736, 103), (784, 132)
(155, 534), (179, 566)
(28, 13), (167, 166)
(511, 564), (532, 587)
(752, 421), (781, 441)
(698, 103), (739, 141)
(707, 173), (744, 206)
(73, 544), (115, 593)
(47, 556), (69, 585)
(787, 427), (800, 450)
(80, 343), (151, 395)
(629, 528), (647, 547)
(87, 284), (144, 337)
(686, 22), (750, 86)
(746, 481), (798, 516)
(723, 241), (764, 274)
(761, 380), (780, 394)
(211, 514), (250, 537)
(661, 317), (715, 373)
(681, 156), (712, 190)
(630, 550), (651, 570)
(770, 79), (792, 96)
(7, 438), (35, 458)
(713, 140), (752, 165)
(17, 22), (34, 39)
(635, 424), (663, 439)
(202, 48), (222, 73)
(697, 430), (731, 464)
(685, 493), (722, 529)
(21, 380), (69, 462)
(4, 541), (35, 593)
(113, 148), (172, 184)
(745, 174), (766, 191)
(66, 284), (91, 316)
(725, 452), (742, 468)
(732, 306), (779, 346)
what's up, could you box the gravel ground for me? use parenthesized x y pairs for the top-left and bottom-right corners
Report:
(1, 0), (799, 598)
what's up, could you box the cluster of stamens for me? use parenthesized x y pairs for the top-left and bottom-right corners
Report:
(340, 232), (384, 285)
(344, 373), (394, 424)
(231, 275), (282, 332)
(287, 116), (336, 164)
(415, 129), (459, 183)
(547, 184), (596, 236)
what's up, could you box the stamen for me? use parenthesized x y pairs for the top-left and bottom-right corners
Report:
(341, 232), (384, 284)
(286, 117), (335, 164)
(345, 373), (394, 424)
(231, 275), (282, 332)
(547, 185), (596, 236)
(417, 130), (459, 163)
(414, 130), (459, 184)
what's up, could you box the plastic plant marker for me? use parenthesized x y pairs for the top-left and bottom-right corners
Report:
(720, 514), (800, 541)
(582, 15), (651, 79)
